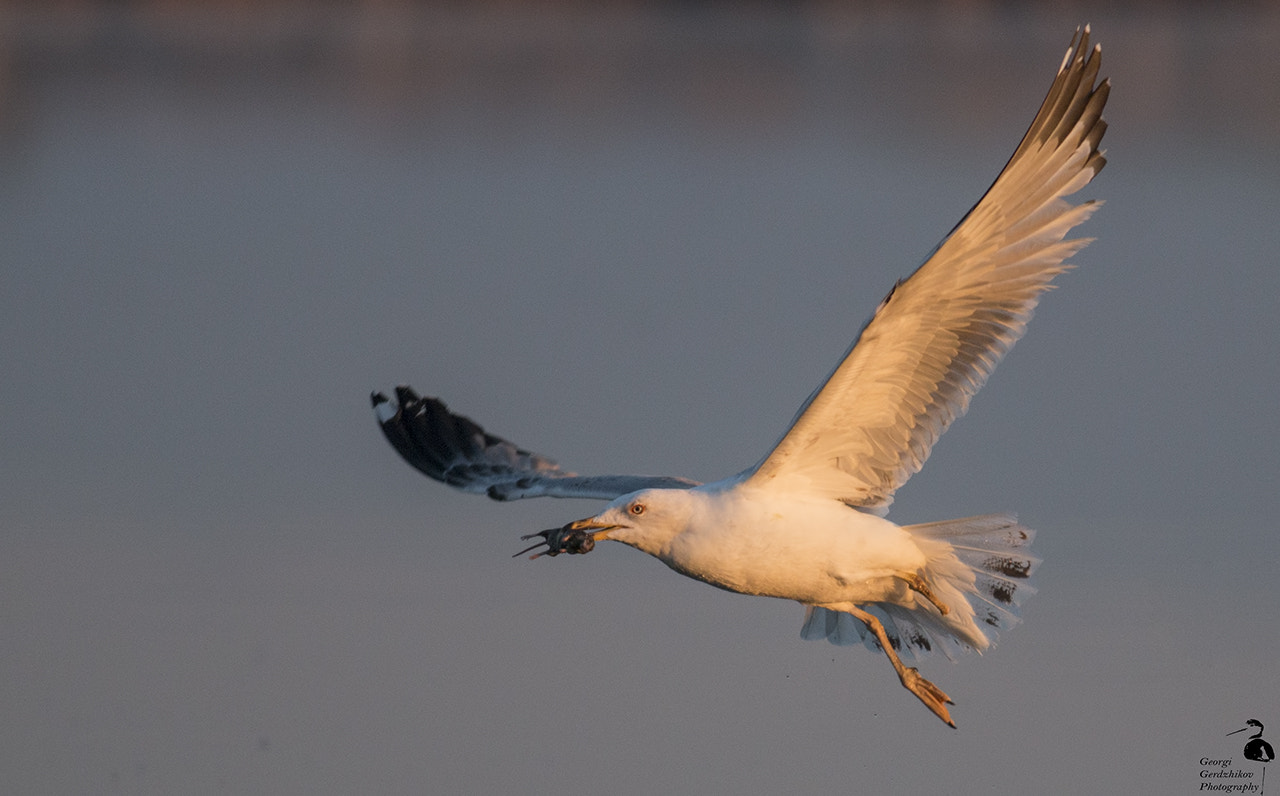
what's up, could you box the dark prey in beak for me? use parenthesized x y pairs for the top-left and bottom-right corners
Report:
(514, 521), (612, 559)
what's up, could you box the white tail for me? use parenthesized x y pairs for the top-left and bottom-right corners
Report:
(801, 513), (1039, 663)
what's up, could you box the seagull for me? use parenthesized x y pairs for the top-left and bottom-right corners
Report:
(372, 27), (1108, 728)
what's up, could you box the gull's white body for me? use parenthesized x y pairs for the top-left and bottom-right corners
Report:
(609, 484), (924, 607)
(373, 27), (1108, 726)
(591, 480), (1001, 660)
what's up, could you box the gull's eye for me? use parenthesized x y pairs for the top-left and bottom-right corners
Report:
(629, 502), (645, 516)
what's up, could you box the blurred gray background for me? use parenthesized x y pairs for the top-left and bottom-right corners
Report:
(3, 2), (1278, 793)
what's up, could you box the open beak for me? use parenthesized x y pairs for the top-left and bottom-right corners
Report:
(514, 518), (618, 560)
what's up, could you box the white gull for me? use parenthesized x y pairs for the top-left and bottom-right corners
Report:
(373, 27), (1108, 727)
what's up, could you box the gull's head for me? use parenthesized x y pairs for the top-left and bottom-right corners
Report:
(516, 488), (695, 560)
(583, 488), (694, 556)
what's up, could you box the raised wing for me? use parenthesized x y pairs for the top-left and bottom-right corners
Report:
(745, 27), (1109, 514)
(372, 386), (700, 500)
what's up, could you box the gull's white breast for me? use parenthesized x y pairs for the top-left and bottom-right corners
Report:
(657, 485), (928, 605)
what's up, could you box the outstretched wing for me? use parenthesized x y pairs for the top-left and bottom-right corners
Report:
(745, 27), (1109, 514)
(372, 386), (700, 500)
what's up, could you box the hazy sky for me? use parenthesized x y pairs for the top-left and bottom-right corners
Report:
(3, 4), (1278, 793)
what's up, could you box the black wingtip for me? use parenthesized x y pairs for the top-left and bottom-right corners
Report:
(371, 391), (389, 408)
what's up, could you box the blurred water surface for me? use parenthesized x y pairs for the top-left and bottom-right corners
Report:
(2, 4), (1278, 794)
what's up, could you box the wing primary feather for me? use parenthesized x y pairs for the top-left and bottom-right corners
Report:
(372, 388), (700, 501)
(745, 27), (1109, 512)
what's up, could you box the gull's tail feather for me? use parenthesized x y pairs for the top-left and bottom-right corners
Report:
(801, 514), (1038, 663)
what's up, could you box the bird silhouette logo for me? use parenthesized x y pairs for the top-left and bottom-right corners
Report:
(1230, 719), (1276, 763)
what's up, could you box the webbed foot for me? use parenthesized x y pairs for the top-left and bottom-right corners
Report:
(901, 667), (956, 728)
